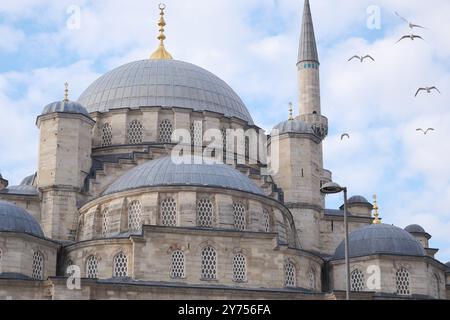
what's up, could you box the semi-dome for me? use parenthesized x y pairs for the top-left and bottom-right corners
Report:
(78, 59), (254, 124)
(272, 119), (314, 136)
(405, 224), (426, 234)
(334, 224), (426, 260)
(0, 173), (38, 196)
(0, 200), (44, 237)
(103, 156), (264, 196)
(41, 100), (90, 117)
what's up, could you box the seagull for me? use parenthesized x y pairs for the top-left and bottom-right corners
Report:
(395, 12), (427, 29)
(416, 128), (435, 135)
(341, 133), (350, 140)
(415, 87), (441, 97)
(348, 55), (375, 63)
(396, 34), (425, 43)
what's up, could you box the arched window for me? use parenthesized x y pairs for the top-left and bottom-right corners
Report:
(86, 256), (99, 279)
(396, 268), (411, 296)
(233, 253), (247, 283)
(171, 250), (185, 279)
(32, 251), (44, 280)
(160, 198), (177, 227)
(221, 128), (227, 151)
(309, 269), (316, 290)
(245, 136), (250, 159)
(233, 202), (246, 231)
(262, 209), (270, 232)
(101, 208), (109, 238)
(0, 248), (3, 272)
(190, 122), (202, 146)
(101, 123), (112, 147)
(351, 269), (365, 292)
(113, 252), (128, 278)
(128, 120), (143, 144)
(197, 198), (214, 229)
(128, 201), (142, 232)
(159, 120), (173, 143)
(284, 261), (296, 287)
(201, 246), (217, 280)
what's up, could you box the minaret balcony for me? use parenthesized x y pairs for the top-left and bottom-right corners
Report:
(298, 114), (328, 140)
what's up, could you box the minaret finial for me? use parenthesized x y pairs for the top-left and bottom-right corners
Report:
(63, 82), (69, 102)
(298, 0), (319, 65)
(373, 194), (381, 224)
(288, 102), (294, 121)
(150, 4), (173, 60)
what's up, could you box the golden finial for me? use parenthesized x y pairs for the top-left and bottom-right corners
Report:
(288, 102), (294, 121)
(373, 194), (381, 224)
(63, 82), (69, 102)
(150, 4), (173, 60)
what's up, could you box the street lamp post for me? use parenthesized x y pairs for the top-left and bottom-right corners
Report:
(321, 182), (351, 300)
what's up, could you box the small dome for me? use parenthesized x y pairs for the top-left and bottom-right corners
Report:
(348, 195), (370, 204)
(0, 173), (38, 196)
(404, 224), (426, 234)
(272, 119), (314, 136)
(78, 59), (253, 124)
(334, 224), (426, 260)
(0, 200), (44, 237)
(103, 156), (265, 196)
(41, 101), (90, 117)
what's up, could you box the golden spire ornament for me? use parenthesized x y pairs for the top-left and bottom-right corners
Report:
(372, 194), (381, 224)
(63, 82), (69, 102)
(288, 102), (294, 121)
(150, 3), (173, 60)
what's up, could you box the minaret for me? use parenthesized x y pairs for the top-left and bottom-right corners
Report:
(297, 0), (328, 139)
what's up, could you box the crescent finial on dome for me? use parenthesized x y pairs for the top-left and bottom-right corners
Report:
(150, 4), (173, 60)
(373, 194), (381, 224)
(63, 82), (69, 102)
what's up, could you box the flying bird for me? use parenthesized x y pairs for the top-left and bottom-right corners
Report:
(416, 128), (435, 135)
(395, 12), (427, 29)
(348, 55), (375, 63)
(341, 133), (350, 140)
(415, 87), (441, 97)
(396, 34), (425, 43)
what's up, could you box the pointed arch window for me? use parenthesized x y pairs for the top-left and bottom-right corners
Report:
(113, 252), (128, 278)
(160, 198), (177, 227)
(197, 198), (214, 229)
(233, 253), (247, 283)
(284, 261), (296, 287)
(171, 250), (185, 279)
(201, 246), (217, 280)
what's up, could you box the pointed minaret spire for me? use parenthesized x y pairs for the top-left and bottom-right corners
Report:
(298, 0), (319, 65)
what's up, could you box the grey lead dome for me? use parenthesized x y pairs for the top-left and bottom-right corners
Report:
(41, 101), (90, 117)
(334, 224), (426, 260)
(0, 200), (44, 238)
(103, 156), (264, 196)
(78, 59), (254, 124)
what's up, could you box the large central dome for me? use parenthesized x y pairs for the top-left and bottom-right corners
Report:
(78, 59), (253, 124)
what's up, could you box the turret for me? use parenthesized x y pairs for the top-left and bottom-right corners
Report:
(36, 83), (95, 240)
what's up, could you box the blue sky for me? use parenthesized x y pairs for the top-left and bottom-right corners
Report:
(0, 0), (449, 262)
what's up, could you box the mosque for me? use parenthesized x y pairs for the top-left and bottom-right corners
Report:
(0, 1), (448, 300)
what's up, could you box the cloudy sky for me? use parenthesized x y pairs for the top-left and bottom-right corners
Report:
(0, 0), (449, 262)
